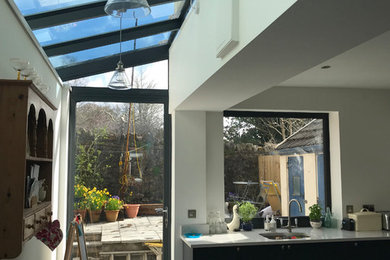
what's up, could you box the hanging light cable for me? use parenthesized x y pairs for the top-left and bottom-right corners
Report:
(104, 0), (151, 90)
(107, 15), (132, 90)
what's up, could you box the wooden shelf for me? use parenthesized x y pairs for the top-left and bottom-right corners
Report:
(26, 155), (52, 162)
(23, 201), (51, 217)
(0, 80), (56, 258)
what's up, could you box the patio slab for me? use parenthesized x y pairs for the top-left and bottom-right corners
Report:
(85, 216), (163, 244)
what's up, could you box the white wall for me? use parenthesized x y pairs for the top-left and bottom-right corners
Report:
(233, 86), (390, 220)
(0, 1), (67, 259)
(55, 88), (70, 260)
(172, 111), (224, 260)
(169, 0), (296, 112)
(206, 112), (224, 214)
(172, 111), (207, 260)
(0, 1), (62, 108)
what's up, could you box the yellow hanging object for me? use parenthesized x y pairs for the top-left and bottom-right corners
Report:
(132, 104), (142, 179)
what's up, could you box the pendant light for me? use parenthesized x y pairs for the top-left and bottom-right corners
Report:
(105, 0), (151, 19)
(104, 0), (151, 90)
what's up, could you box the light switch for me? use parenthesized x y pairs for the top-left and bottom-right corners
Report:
(188, 209), (196, 218)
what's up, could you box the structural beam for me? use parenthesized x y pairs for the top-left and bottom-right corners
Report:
(168, 0), (190, 44)
(57, 44), (169, 81)
(25, 0), (183, 30)
(44, 19), (181, 57)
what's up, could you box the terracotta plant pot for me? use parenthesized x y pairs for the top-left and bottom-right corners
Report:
(124, 204), (140, 218)
(74, 209), (87, 221)
(88, 209), (102, 223)
(105, 210), (120, 222)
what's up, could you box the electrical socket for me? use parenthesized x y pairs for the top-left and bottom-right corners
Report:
(188, 209), (196, 218)
(346, 205), (354, 213)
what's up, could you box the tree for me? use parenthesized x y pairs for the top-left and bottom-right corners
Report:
(74, 71), (165, 202)
(75, 128), (112, 189)
(224, 117), (311, 146)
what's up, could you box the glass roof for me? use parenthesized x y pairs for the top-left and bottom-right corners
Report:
(33, 3), (178, 46)
(50, 31), (172, 68)
(11, 0), (190, 82)
(64, 60), (168, 89)
(14, 0), (102, 16)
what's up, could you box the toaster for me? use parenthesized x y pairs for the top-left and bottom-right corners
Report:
(379, 211), (390, 230)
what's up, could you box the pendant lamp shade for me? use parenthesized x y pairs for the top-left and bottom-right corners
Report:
(104, 0), (151, 18)
(108, 61), (131, 90)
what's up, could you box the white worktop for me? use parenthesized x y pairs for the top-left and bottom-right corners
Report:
(182, 228), (390, 248)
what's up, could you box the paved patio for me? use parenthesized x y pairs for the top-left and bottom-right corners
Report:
(77, 216), (163, 259)
(85, 216), (163, 244)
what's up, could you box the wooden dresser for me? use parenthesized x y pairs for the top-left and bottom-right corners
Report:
(0, 80), (57, 258)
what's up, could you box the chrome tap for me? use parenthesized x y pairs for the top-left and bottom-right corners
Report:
(283, 199), (303, 233)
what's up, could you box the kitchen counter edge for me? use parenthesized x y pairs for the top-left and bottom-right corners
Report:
(181, 228), (390, 248)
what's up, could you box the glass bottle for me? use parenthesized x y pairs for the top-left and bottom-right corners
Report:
(215, 211), (226, 234)
(324, 207), (332, 228)
(208, 211), (216, 234)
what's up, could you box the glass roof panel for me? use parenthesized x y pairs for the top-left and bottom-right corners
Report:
(32, 2), (177, 46)
(49, 31), (171, 68)
(14, 0), (102, 16)
(64, 60), (168, 89)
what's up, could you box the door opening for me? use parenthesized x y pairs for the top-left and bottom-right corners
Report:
(68, 88), (170, 260)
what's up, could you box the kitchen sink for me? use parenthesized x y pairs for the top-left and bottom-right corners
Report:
(260, 232), (310, 240)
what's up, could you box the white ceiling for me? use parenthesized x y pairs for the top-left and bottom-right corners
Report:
(177, 0), (390, 111)
(279, 30), (390, 89)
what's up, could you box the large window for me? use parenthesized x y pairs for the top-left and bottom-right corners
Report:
(223, 111), (330, 217)
(69, 88), (170, 260)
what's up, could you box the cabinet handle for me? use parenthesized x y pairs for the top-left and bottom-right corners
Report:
(281, 245), (285, 250)
(354, 242), (358, 247)
(236, 247), (240, 252)
(41, 216), (48, 221)
(46, 211), (53, 216)
(25, 224), (34, 229)
(35, 220), (42, 224)
(287, 245), (291, 250)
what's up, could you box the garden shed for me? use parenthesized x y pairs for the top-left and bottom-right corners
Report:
(258, 119), (325, 216)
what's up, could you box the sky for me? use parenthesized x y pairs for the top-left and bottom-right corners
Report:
(65, 60), (168, 89)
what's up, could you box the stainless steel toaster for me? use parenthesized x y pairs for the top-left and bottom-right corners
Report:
(381, 211), (390, 230)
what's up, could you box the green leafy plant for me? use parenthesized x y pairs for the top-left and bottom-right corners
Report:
(75, 128), (111, 189)
(238, 202), (258, 222)
(105, 196), (124, 210)
(309, 204), (322, 222)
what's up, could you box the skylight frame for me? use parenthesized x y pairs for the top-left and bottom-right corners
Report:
(24, 0), (184, 30)
(10, 0), (191, 82)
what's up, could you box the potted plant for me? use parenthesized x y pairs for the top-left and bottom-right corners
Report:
(105, 196), (123, 222)
(309, 203), (322, 228)
(86, 187), (109, 222)
(73, 184), (88, 220)
(238, 202), (258, 231)
(124, 191), (140, 218)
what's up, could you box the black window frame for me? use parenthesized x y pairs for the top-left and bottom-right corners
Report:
(68, 87), (171, 259)
(223, 110), (332, 211)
